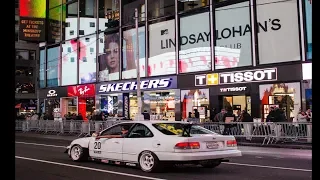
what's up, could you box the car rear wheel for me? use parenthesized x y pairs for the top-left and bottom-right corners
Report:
(70, 145), (88, 162)
(200, 160), (221, 168)
(138, 151), (161, 173)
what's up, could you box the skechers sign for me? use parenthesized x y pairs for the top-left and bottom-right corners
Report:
(195, 68), (277, 86)
(97, 76), (177, 93)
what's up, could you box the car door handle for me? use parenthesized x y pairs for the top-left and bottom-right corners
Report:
(112, 141), (119, 144)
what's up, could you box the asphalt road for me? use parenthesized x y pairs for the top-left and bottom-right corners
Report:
(15, 135), (312, 180)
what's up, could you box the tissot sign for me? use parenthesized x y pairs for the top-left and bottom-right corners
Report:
(195, 68), (277, 86)
(97, 76), (177, 94)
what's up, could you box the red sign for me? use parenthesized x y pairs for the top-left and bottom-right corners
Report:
(67, 84), (95, 97)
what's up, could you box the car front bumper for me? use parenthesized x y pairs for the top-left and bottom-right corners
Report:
(157, 149), (242, 161)
(64, 146), (71, 155)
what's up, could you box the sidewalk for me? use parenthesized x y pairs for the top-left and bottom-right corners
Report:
(15, 132), (312, 150)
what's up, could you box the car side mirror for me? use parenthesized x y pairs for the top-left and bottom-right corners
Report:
(92, 133), (98, 137)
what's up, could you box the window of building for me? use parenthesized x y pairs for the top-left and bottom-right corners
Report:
(178, 0), (209, 12)
(179, 12), (211, 73)
(39, 49), (45, 88)
(147, 0), (175, 20)
(62, 0), (78, 41)
(16, 50), (29, 60)
(48, 5), (63, 44)
(98, 0), (120, 31)
(15, 66), (34, 76)
(79, 35), (97, 84)
(122, 27), (146, 79)
(122, 0), (145, 26)
(214, 1), (252, 70)
(79, 0), (97, 37)
(148, 19), (176, 76)
(47, 46), (60, 87)
(61, 39), (78, 86)
(256, 0), (300, 64)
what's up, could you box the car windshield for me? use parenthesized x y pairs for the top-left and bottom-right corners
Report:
(152, 123), (215, 136)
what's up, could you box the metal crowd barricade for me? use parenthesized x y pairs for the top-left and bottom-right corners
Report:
(15, 120), (311, 146)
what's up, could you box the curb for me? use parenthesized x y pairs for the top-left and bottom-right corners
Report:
(237, 142), (312, 150)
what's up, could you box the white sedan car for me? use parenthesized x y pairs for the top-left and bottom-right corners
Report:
(65, 121), (241, 172)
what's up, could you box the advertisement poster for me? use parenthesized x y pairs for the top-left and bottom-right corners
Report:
(305, 0), (312, 60)
(148, 20), (176, 76)
(179, 12), (211, 73)
(257, 0), (300, 64)
(98, 33), (120, 81)
(61, 39), (78, 86)
(215, 2), (252, 69)
(122, 27), (146, 79)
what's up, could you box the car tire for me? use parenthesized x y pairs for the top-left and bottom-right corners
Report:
(70, 145), (88, 162)
(200, 160), (221, 168)
(138, 151), (162, 173)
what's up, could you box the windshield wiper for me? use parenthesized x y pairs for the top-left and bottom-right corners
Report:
(181, 123), (192, 137)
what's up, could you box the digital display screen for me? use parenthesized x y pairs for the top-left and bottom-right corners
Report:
(19, 0), (46, 42)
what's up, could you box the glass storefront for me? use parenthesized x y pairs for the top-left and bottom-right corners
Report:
(60, 97), (78, 117)
(95, 89), (180, 121)
(181, 89), (209, 121)
(259, 82), (301, 121)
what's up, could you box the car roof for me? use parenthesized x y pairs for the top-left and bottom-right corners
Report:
(119, 120), (188, 125)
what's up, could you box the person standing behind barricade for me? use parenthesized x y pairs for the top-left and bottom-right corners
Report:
(214, 109), (226, 134)
(297, 111), (308, 136)
(241, 110), (253, 140)
(76, 113), (84, 121)
(222, 107), (236, 135)
(306, 109), (312, 122)
(142, 110), (150, 120)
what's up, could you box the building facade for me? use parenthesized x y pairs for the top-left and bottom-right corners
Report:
(37, 0), (312, 121)
(15, 1), (40, 115)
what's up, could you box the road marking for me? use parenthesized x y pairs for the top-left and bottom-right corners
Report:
(16, 156), (166, 180)
(223, 162), (311, 172)
(16, 141), (312, 172)
(16, 141), (66, 148)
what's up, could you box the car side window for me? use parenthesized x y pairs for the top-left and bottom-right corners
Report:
(128, 124), (154, 138)
(100, 123), (134, 136)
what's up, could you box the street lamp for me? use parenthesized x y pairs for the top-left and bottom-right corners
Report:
(133, 8), (144, 121)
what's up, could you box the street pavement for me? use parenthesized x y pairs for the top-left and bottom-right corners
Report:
(15, 133), (312, 180)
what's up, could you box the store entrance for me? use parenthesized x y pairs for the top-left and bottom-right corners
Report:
(219, 95), (251, 116)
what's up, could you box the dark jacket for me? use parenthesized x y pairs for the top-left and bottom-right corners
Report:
(242, 112), (253, 122)
(142, 112), (150, 120)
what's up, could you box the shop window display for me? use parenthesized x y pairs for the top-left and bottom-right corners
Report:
(259, 82), (301, 121)
(221, 96), (251, 116)
(144, 90), (178, 121)
(129, 92), (145, 119)
(99, 94), (123, 116)
(181, 89), (209, 121)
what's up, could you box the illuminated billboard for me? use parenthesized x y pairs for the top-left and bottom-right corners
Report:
(19, 0), (46, 42)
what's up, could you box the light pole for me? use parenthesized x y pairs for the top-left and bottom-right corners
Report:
(134, 8), (144, 121)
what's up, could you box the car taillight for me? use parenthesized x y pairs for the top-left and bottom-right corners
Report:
(227, 140), (237, 147)
(174, 142), (200, 149)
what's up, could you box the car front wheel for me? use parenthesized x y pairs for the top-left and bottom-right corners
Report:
(70, 145), (88, 162)
(138, 151), (161, 173)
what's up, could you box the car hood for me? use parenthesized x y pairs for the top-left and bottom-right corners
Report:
(67, 137), (93, 149)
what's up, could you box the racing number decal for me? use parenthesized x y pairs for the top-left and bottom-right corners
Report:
(94, 142), (101, 149)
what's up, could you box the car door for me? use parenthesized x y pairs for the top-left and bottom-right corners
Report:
(89, 123), (133, 161)
(122, 123), (155, 163)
